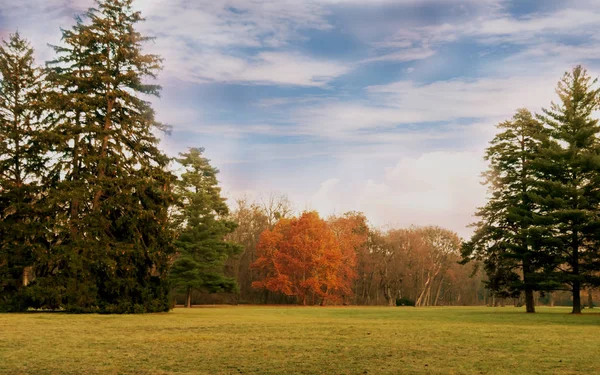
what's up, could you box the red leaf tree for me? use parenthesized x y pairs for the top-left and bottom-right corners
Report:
(252, 211), (356, 305)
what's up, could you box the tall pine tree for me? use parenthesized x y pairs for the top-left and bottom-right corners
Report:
(40, 0), (176, 312)
(462, 109), (548, 313)
(169, 148), (242, 308)
(0, 33), (48, 311)
(536, 66), (600, 314)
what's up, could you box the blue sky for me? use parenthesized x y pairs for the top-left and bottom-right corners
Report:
(2, 0), (600, 237)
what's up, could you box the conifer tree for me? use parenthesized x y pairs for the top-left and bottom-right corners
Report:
(0, 33), (47, 311)
(41, 0), (176, 312)
(536, 66), (600, 314)
(462, 109), (547, 313)
(169, 148), (242, 308)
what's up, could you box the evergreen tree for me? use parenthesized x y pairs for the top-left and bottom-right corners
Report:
(169, 148), (242, 308)
(536, 66), (600, 314)
(38, 0), (176, 312)
(462, 109), (548, 313)
(0, 33), (47, 311)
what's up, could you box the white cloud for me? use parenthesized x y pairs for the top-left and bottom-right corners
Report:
(137, 0), (330, 48)
(374, 23), (460, 48)
(361, 47), (435, 63)
(304, 151), (488, 238)
(367, 75), (559, 120)
(265, 73), (559, 141)
(154, 49), (350, 87)
(133, 0), (349, 86)
(356, 2), (600, 68)
(360, 23), (460, 64)
(470, 8), (600, 45)
(0, 0), (92, 62)
(306, 178), (342, 214)
(179, 123), (291, 138)
(239, 52), (351, 86)
(185, 71), (563, 143)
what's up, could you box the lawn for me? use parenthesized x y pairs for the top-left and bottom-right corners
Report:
(0, 306), (598, 375)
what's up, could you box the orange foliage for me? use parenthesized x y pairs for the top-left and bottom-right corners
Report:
(328, 212), (368, 303)
(251, 211), (361, 305)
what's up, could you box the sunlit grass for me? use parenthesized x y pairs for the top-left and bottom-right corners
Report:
(1, 306), (598, 374)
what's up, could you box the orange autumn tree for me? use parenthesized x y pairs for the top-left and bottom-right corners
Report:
(328, 212), (368, 304)
(251, 211), (353, 305)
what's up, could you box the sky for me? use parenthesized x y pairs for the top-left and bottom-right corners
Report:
(2, 0), (600, 238)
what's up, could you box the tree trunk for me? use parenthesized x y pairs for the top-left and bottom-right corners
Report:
(416, 271), (431, 306)
(186, 287), (192, 308)
(423, 283), (433, 307)
(573, 281), (582, 314)
(321, 286), (328, 306)
(433, 276), (444, 306)
(22, 266), (33, 287)
(572, 231), (581, 314)
(549, 292), (555, 307)
(417, 267), (441, 306)
(383, 283), (394, 306)
(524, 288), (535, 313)
(522, 258), (535, 313)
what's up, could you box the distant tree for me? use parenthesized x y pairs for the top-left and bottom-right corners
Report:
(0, 32), (47, 311)
(353, 227), (379, 305)
(363, 227), (464, 307)
(225, 198), (270, 303)
(252, 211), (348, 305)
(462, 109), (547, 313)
(260, 193), (293, 228)
(369, 229), (407, 306)
(328, 212), (368, 305)
(536, 66), (600, 314)
(169, 148), (242, 308)
(416, 227), (461, 307)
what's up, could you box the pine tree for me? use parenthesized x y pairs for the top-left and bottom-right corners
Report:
(462, 109), (548, 313)
(40, 0), (176, 312)
(169, 148), (242, 308)
(536, 66), (600, 314)
(0, 33), (48, 311)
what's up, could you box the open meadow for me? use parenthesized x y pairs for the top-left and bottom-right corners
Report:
(0, 306), (598, 375)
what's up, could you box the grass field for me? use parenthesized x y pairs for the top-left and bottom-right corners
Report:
(0, 306), (599, 375)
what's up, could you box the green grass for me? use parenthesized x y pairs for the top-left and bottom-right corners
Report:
(0, 306), (598, 375)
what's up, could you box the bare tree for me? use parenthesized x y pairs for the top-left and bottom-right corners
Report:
(260, 193), (293, 228)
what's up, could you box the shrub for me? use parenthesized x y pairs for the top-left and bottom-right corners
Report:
(396, 297), (415, 306)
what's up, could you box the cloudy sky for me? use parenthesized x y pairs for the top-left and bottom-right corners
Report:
(2, 0), (600, 237)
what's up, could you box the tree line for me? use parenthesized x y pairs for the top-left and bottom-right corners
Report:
(195, 197), (486, 307)
(462, 66), (600, 314)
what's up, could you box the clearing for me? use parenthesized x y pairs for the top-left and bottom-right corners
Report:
(0, 306), (598, 374)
